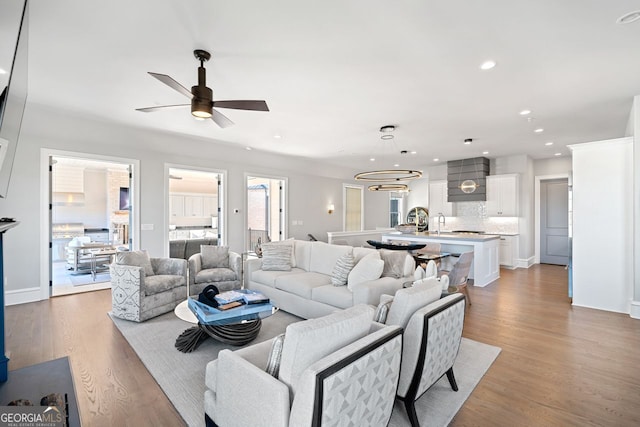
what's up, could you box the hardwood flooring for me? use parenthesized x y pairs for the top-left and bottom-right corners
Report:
(4, 264), (640, 426)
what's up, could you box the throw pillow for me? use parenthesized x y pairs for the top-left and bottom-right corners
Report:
(330, 252), (355, 286)
(116, 250), (154, 276)
(201, 245), (229, 269)
(347, 252), (384, 290)
(261, 243), (293, 271)
(379, 249), (408, 278)
(265, 333), (286, 377)
(374, 299), (393, 323)
(264, 239), (296, 267)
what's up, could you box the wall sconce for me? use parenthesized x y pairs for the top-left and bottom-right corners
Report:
(327, 204), (335, 214)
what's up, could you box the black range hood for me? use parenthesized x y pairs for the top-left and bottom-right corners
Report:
(447, 157), (490, 202)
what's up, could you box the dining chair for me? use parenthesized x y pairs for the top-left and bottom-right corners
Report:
(440, 251), (473, 306)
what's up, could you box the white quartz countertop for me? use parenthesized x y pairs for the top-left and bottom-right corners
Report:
(383, 232), (501, 242)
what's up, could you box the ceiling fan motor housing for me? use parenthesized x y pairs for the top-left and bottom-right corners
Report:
(191, 84), (213, 116)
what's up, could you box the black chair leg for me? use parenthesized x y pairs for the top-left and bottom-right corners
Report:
(446, 367), (459, 391)
(404, 399), (421, 427)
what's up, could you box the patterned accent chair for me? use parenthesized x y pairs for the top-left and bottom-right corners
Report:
(188, 245), (242, 297)
(110, 250), (187, 322)
(374, 279), (466, 427)
(204, 305), (403, 427)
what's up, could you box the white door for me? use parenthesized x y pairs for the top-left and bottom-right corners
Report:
(540, 179), (569, 265)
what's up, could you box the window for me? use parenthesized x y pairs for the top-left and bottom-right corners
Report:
(246, 175), (286, 252)
(389, 192), (405, 227)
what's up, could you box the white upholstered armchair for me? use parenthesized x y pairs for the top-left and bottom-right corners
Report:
(204, 305), (403, 427)
(110, 250), (187, 322)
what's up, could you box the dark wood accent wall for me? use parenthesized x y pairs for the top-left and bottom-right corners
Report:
(447, 157), (490, 202)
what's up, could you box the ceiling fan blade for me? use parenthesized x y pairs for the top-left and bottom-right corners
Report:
(212, 100), (269, 112)
(136, 104), (190, 113)
(148, 72), (193, 99)
(210, 109), (234, 128)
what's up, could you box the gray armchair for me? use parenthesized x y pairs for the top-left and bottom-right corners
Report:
(110, 250), (187, 322)
(204, 304), (402, 427)
(188, 246), (242, 297)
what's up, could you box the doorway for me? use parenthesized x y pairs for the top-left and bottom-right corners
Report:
(540, 178), (569, 265)
(343, 184), (363, 231)
(168, 167), (223, 252)
(49, 155), (133, 297)
(246, 175), (286, 252)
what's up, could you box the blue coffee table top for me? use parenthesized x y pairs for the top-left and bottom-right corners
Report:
(188, 295), (275, 326)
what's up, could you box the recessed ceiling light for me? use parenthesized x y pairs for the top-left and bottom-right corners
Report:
(482, 151), (489, 155)
(464, 138), (472, 145)
(433, 158), (439, 162)
(273, 134), (282, 139)
(534, 128), (544, 133)
(545, 142), (554, 146)
(381, 134), (394, 140)
(480, 60), (496, 70)
(370, 158), (375, 162)
(617, 10), (640, 24)
(411, 151), (417, 155)
(0, 68), (6, 75)
(554, 152), (562, 156)
(519, 110), (531, 115)
(245, 146), (252, 151)
(394, 164), (400, 167)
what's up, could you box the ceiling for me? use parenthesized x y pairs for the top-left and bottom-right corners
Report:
(3, 1), (640, 175)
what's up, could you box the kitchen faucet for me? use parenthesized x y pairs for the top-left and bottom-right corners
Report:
(437, 213), (445, 235)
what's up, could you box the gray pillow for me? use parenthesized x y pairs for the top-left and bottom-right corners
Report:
(116, 250), (154, 276)
(201, 245), (229, 269)
(261, 243), (292, 271)
(374, 299), (393, 324)
(379, 249), (407, 278)
(330, 252), (355, 286)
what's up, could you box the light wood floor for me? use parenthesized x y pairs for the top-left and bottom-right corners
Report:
(5, 264), (640, 426)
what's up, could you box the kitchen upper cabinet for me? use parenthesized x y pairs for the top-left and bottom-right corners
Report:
(486, 174), (518, 216)
(184, 195), (204, 217)
(429, 180), (453, 216)
(170, 195), (185, 217)
(202, 196), (218, 217)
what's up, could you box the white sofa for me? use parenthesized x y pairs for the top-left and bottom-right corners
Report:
(245, 240), (415, 319)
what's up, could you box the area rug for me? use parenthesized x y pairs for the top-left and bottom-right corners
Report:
(111, 311), (501, 427)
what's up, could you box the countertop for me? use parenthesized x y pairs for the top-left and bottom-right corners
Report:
(384, 231), (501, 242)
(170, 226), (215, 230)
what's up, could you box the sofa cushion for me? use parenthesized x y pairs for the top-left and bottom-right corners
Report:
(251, 268), (305, 288)
(201, 245), (229, 269)
(330, 252), (355, 286)
(275, 272), (331, 299)
(261, 243), (293, 271)
(347, 252), (384, 290)
(195, 267), (238, 284)
(386, 279), (441, 328)
(116, 250), (154, 277)
(379, 249), (408, 278)
(309, 242), (353, 276)
(278, 304), (374, 393)
(294, 240), (313, 271)
(311, 285), (353, 309)
(144, 274), (183, 295)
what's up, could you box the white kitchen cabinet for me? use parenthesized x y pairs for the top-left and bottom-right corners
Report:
(486, 174), (518, 216)
(498, 235), (519, 268)
(170, 195), (185, 217)
(429, 180), (453, 216)
(184, 196), (204, 217)
(202, 196), (218, 217)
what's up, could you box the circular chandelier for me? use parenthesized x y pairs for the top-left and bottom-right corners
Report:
(354, 169), (422, 182)
(368, 184), (409, 192)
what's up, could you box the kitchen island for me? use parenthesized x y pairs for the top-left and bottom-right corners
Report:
(381, 232), (500, 287)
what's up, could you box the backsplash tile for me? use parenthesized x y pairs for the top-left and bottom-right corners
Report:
(429, 201), (518, 234)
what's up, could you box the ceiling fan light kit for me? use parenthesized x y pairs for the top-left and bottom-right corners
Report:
(136, 49), (269, 128)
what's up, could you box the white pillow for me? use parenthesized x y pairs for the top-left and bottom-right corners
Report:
(261, 243), (292, 271)
(347, 252), (384, 290)
(267, 239), (296, 267)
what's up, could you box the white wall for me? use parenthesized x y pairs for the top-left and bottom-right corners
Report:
(52, 168), (109, 228)
(570, 138), (633, 314)
(0, 103), (387, 300)
(631, 95), (640, 319)
(533, 157), (572, 176)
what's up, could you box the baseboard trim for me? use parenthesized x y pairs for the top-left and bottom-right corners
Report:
(515, 256), (535, 269)
(5, 287), (44, 306)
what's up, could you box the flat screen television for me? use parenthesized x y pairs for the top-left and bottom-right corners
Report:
(0, 0), (29, 198)
(119, 187), (130, 210)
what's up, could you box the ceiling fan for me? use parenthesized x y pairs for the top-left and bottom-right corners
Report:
(136, 49), (269, 128)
